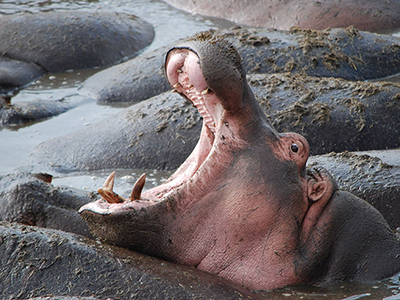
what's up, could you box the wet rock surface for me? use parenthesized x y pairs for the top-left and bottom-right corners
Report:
(0, 221), (257, 300)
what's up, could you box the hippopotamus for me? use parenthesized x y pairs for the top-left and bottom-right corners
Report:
(30, 72), (400, 172)
(0, 95), (87, 127)
(29, 92), (201, 172)
(0, 172), (95, 238)
(0, 11), (154, 95)
(81, 26), (400, 104)
(162, 0), (400, 32)
(0, 221), (257, 299)
(79, 35), (400, 290)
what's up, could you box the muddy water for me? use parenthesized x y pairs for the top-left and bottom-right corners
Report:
(1, 1), (400, 299)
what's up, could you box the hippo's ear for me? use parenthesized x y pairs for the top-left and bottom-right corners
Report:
(306, 168), (337, 204)
(308, 180), (329, 202)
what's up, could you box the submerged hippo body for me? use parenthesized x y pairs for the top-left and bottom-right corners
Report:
(29, 92), (201, 172)
(163, 0), (400, 32)
(0, 173), (95, 238)
(80, 35), (400, 290)
(82, 27), (400, 104)
(0, 95), (88, 127)
(0, 11), (154, 95)
(30, 72), (400, 172)
(0, 222), (257, 299)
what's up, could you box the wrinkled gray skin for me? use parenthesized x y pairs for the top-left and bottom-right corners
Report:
(0, 222), (257, 300)
(0, 173), (95, 238)
(163, 0), (400, 32)
(308, 149), (400, 229)
(0, 11), (154, 95)
(30, 92), (201, 172)
(249, 73), (400, 154)
(82, 27), (400, 103)
(30, 73), (400, 172)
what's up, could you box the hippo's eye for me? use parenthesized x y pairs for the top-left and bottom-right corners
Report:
(291, 143), (299, 153)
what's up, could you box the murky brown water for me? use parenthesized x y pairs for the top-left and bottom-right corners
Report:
(1, 1), (400, 299)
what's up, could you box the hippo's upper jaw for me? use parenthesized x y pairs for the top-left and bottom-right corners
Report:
(79, 34), (400, 291)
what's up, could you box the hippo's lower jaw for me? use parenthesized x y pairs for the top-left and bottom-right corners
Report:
(79, 49), (219, 216)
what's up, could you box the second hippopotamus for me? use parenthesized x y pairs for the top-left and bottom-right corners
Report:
(79, 34), (400, 290)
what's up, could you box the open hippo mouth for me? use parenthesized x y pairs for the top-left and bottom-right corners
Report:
(79, 38), (234, 215)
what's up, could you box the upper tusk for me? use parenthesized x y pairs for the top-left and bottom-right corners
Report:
(103, 171), (116, 190)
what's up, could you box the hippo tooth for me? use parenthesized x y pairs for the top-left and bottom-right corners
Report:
(176, 69), (182, 73)
(97, 171), (126, 204)
(173, 83), (180, 88)
(188, 83), (194, 89)
(130, 173), (146, 200)
(103, 171), (116, 190)
(201, 87), (212, 95)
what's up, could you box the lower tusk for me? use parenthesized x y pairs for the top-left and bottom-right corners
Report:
(130, 173), (146, 200)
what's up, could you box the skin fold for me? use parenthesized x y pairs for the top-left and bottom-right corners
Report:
(80, 33), (400, 290)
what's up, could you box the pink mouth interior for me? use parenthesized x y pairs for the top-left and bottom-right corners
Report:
(80, 48), (219, 215)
